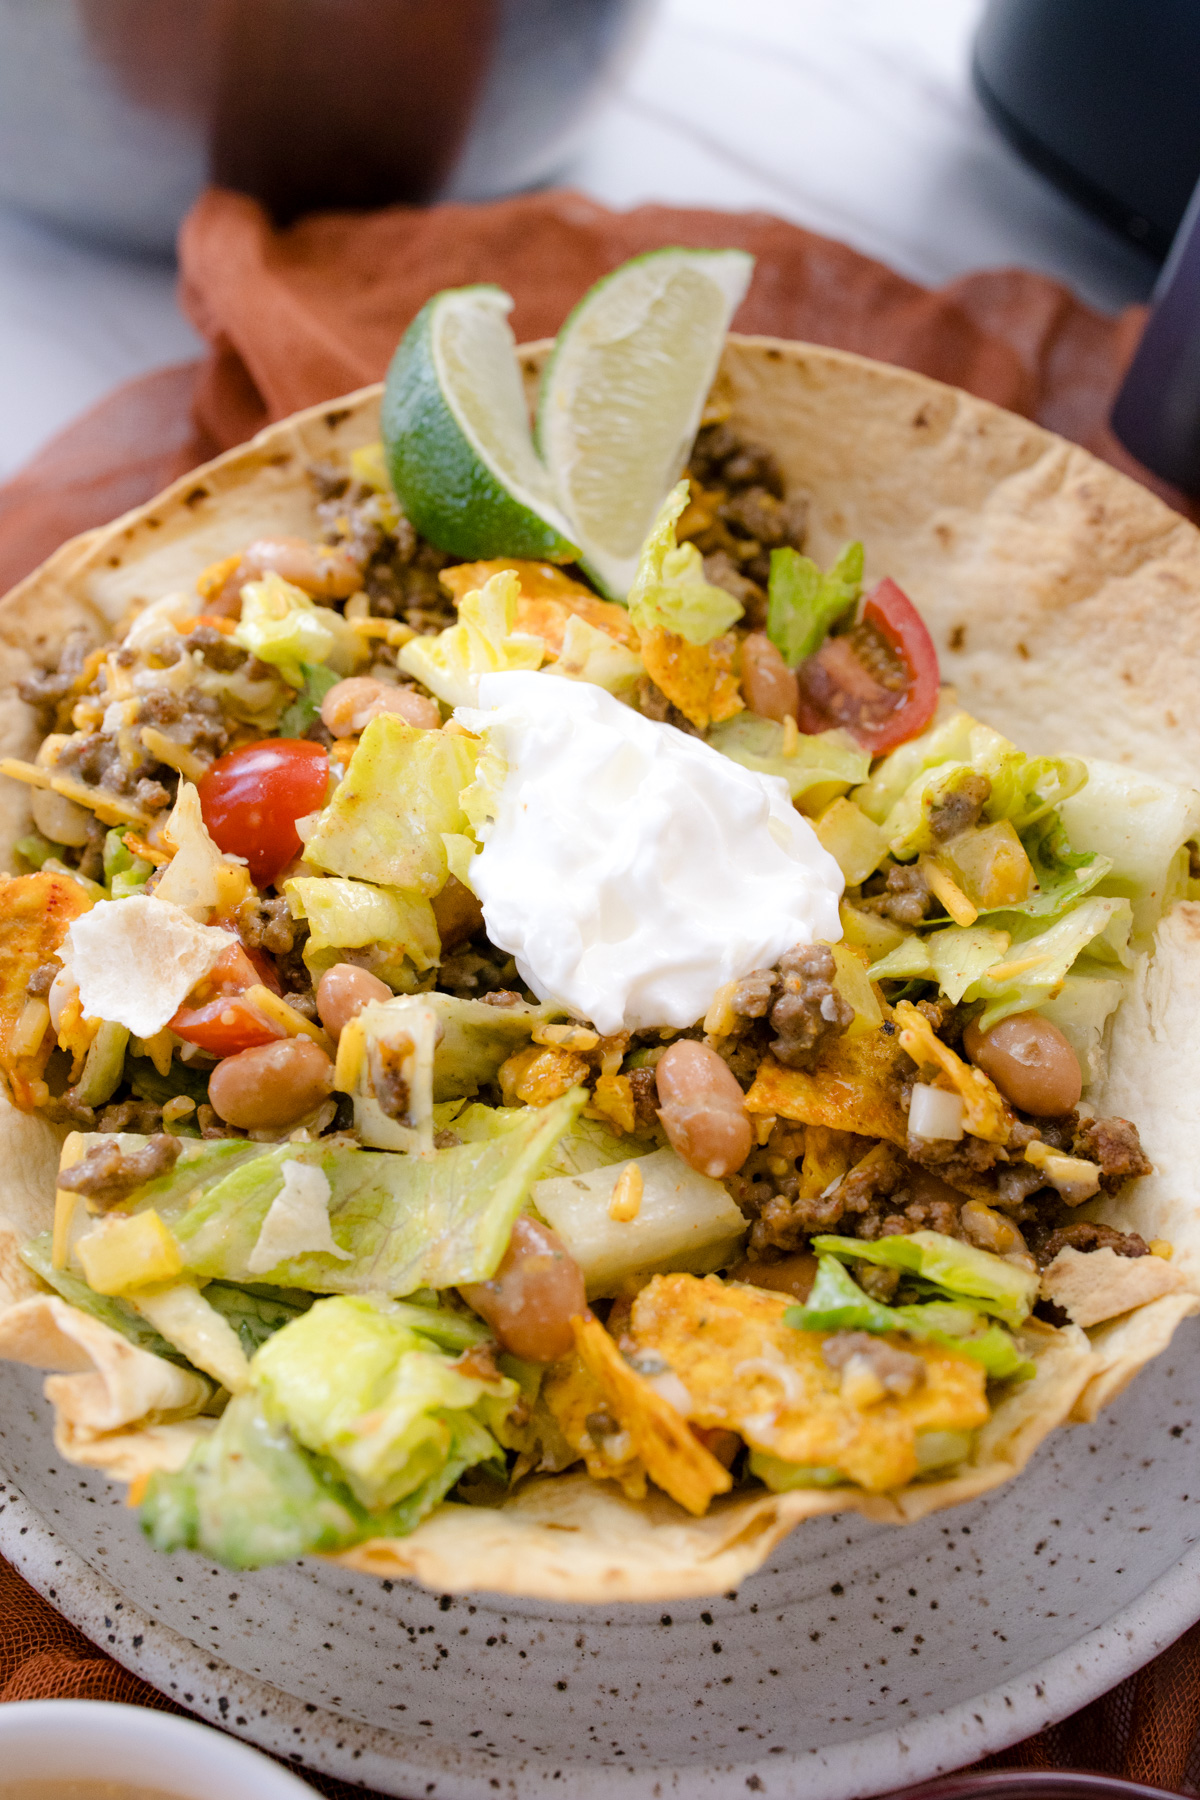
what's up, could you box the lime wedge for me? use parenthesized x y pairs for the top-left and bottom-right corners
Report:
(382, 284), (579, 563)
(536, 248), (755, 598)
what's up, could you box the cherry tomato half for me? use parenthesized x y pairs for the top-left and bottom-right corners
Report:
(169, 996), (284, 1057)
(168, 941), (285, 1055)
(198, 739), (328, 886)
(795, 577), (939, 753)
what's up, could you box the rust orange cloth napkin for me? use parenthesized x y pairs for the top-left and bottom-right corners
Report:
(1, 185), (1199, 1794)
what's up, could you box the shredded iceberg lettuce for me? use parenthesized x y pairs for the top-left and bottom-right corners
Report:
(279, 662), (340, 736)
(766, 541), (862, 665)
(626, 483), (743, 645)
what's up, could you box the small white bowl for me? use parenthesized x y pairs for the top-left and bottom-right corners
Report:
(0, 1699), (316, 1798)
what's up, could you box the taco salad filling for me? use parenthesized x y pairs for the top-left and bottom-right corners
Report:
(0, 257), (1195, 1578)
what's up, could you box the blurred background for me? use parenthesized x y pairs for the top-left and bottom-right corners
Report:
(1, 0), (1197, 486)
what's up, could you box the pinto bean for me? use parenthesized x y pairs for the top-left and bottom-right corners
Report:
(459, 1215), (586, 1362)
(207, 1037), (334, 1130)
(320, 677), (440, 737)
(431, 874), (484, 950)
(316, 963), (393, 1040)
(655, 1039), (753, 1178)
(207, 536), (362, 615)
(740, 632), (799, 723)
(963, 1012), (1081, 1117)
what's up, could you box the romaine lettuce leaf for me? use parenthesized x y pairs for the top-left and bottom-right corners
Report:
(302, 713), (479, 896)
(397, 570), (544, 708)
(785, 1254), (1032, 1378)
(20, 1232), (180, 1360)
(233, 573), (362, 689)
(706, 714), (870, 804)
(810, 1230), (1038, 1326)
(202, 1282), (311, 1356)
(140, 1394), (365, 1567)
(252, 1295), (511, 1508)
(966, 895), (1132, 1031)
(626, 483), (743, 645)
(1058, 757), (1200, 940)
(766, 541), (862, 665)
(103, 829), (152, 901)
(423, 992), (565, 1100)
(545, 614), (644, 697)
(868, 924), (1010, 1001)
(854, 710), (1086, 844)
(279, 662), (340, 737)
(165, 1089), (584, 1295)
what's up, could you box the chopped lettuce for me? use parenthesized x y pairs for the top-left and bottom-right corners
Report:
(985, 813), (1111, 922)
(810, 1230), (1038, 1326)
(766, 541), (862, 665)
(1058, 757), (1200, 940)
(140, 1392), (368, 1568)
(72, 1020), (130, 1108)
(786, 1255), (1032, 1379)
(1038, 966), (1125, 1085)
(233, 573), (362, 689)
(252, 1295), (511, 1509)
(545, 614), (644, 697)
(869, 924), (1010, 1001)
(626, 483), (743, 645)
(706, 714), (870, 804)
(966, 895), (1132, 1031)
(539, 1113), (657, 1178)
(749, 1450), (845, 1490)
(203, 1282), (312, 1356)
(103, 829), (152, 901)
(153, 781), (248, 921)
(302, 713), (478, 896)
(284, 874), (439, 987)
(422, 992), (565, 1101)
(20, 1232), (181, 1361)
(854, 710), (1087, 848)
(163, 1090), (584, 1295)
(397, 570), (544, 708)
(338, 994), (439, 1153)
(279, 661), (340, 736)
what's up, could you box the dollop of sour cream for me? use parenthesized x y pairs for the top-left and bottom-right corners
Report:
(457, 672), (844, 1035)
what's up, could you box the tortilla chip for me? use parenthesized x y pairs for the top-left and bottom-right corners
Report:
(1042, 1245), (1187, 1329)
(745, 1037), (910, 1144)
(1, 336), (1198, 1598)
(0, 1293), (212, 1475)
(639, 626), (742, 730)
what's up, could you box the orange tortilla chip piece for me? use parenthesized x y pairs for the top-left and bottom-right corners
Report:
(745, 1035), (910, 1146)
(439, 560), (638, 651)
(0, 872), (92, 1108)
(572, 1314), (731, 1516)
(640, 628), (743, 731)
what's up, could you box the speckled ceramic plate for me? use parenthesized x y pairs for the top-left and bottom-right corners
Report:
(3, 1324), (1199, 1800)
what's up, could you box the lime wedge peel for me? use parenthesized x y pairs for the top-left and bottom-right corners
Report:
(382, 285), (579, 565)
(535, 247), (755, 599)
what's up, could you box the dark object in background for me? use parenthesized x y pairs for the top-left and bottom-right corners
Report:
(0, 0), (651, 255)
(1112, 177), (1200, 495)
(894, 1771), (1186, 1800)
(973, 0), (1200, 261)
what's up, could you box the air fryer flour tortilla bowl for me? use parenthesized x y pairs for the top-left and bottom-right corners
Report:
(0, 336), (1197, 1602)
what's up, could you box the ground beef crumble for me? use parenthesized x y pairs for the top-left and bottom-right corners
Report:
(57, 1133), (181, 1208)
(1029, 1220), (1150, 1268)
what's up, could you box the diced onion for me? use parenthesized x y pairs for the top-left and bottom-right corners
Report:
(908, 1082), (964, 1141)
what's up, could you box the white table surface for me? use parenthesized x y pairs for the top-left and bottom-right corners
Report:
(0, 0), (1159, 486)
